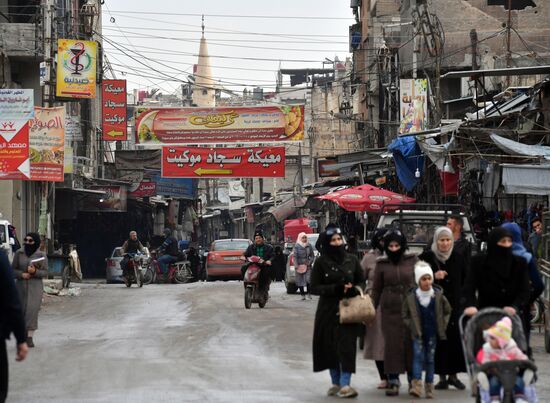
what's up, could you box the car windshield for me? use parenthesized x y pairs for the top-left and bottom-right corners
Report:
(213, 240), (249, 251)
(386, 219), (448, 244)
(0, 224), (5, 243)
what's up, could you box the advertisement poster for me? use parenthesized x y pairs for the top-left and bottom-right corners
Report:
(29, 107), (65, 182)
(162, 146), (285, 178)
(147, 172), (196, 199)
(56, 39), (97, 99)
(136, 105), (304, 145)
(0, 119), (30, 180)
(399, 79), (428, 134)
(128, 181), (156, 198)
(102, 79), (127, 140)
(0, 89), (34, 119)
(65, 114), (82, 142)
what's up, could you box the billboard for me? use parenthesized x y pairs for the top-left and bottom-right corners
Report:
(56, 39), (97, 99)
(162, 146), (285, 178)
(102, 79), (127, 140)
(136, 105), (304, 145)
(29, 107), (65, 182)
(128, 181), (156, 198)
(399, 79), (428, 134)
(0, 119), (30, 180)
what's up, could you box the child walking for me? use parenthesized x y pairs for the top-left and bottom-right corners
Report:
(403, 261), (452, 398)
(476, 316), (529, 402)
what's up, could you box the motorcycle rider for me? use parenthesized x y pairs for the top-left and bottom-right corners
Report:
(157, 228), (179, 278)
(121, 231), (145, 277)
(241, 230), (274, 295)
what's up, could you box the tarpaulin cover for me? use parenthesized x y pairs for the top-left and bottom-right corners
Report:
(490, 134), (550, 160)
(502, 164), (550, 195)
(388, 136), (424, 191)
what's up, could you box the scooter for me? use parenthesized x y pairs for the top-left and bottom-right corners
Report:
(243, 255), (269, 309)
(122, 253), (145, 288)
(143, 250), (193, 284)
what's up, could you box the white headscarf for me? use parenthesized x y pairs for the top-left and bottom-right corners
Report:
(431, 226), (454, 263)
(296, 232), (308, 248)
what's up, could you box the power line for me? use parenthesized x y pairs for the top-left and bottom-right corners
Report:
(107, 10), (354, 20)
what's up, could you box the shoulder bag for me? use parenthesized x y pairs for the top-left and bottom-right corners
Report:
(339, 286), (375, 324)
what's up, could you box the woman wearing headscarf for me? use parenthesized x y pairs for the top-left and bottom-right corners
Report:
(462, 227), (530, 320)
(293, 232), (314, 300)
(372, 230), (418, 396)
(501, 222), (544, 345)
(12, 232), (48, 348)
(311, 225), (365, 398)
(361, 228), (388, 389)
(418, 227), (467, 390)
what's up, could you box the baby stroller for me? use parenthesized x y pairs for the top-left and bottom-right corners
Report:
(459, 308), (537, 403)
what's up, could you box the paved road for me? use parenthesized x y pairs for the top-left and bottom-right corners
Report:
(6, 281), (550, 402)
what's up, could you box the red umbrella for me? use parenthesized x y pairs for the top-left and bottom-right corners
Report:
(316, 184), (415, 212)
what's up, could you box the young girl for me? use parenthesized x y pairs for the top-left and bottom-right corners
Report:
(476, 317), (528, 403)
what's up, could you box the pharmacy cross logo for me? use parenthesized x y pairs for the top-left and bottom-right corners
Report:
(61, 42), (93, 76)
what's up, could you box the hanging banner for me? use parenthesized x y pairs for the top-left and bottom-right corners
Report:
(102, 79), (127, 140)
(162, 146), (286, 178)
(147, 172), (197, 199)
(129, 181), (157, 198)
(0, 89), (34, 119)
(0, 119), (30, 180)
(399, 79), (428, 134)
(29, 107), (65, 182)
(136, 105), (304, 145)
(56, 39), (97, 99)
(65, 114), (82, 142)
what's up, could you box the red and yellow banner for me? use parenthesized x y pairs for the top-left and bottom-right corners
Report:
(102, 79), (127, 140)
(162, 146), (285, 178)
(0, 119), (30, 180)
(29, 107), (65, 182)
(136, 105), (304, 145)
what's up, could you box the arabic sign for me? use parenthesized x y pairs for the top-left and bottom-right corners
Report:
(136, 105), (304, 145)
(0, 89), (34, 119)
(399, 79), (428, 134)
(0, 119), (30, 180)
(148, 172), (196, 199)
(162, 146), (286, 178)
(56, 39), (97, 99)
(129, 181), (157, 198)
(29, 107), (65, 182)
(65, 114), (82, 142)
(102, 79), (127, 140)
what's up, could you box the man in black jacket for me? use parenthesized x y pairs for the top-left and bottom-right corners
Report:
(241, 231), (274, 293)
(0, 249), (28, 402)
(157, 228), (179, 276)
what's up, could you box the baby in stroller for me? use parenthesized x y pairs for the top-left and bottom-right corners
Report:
(461, 308), (537, 403)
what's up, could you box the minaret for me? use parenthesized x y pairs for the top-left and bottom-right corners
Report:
(192, 16), (216, 107)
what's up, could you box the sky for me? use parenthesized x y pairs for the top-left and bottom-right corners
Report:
(100, 0), (355, 96)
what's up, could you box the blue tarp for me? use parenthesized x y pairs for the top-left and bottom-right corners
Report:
(388, 136), (424, 191)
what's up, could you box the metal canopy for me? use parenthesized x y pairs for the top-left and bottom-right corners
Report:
(442, 66), (550, 79)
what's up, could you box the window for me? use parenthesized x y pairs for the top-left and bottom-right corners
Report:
(213, 240), (250, 251)
(0, 225), (5, 243)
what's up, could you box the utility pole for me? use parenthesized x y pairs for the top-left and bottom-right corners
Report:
(412, 0), (418, 79)
(506, 0), (513, 87)
(298, 143), (304, 195)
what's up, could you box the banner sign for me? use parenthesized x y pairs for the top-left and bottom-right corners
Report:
(29, 107), (65, 182)
(80, 186), (127, 212)
(56, 39), (97, 99)
(399, 79), (428, 134)
(318, 158), (339, 178)
(102, 79), (127, 140)
(128, 181), (157, 198)
(162, 146), (286, 178)
(0, 119), (30, 180)
(0, 89), (34, 119)
(65, 114), (82, 142)
(147, 172), (196, 199)
(136, 105), (304, 145)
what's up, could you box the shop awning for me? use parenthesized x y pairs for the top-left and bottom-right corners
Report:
(267, 196), (307, 222)
(490, 134), (550, 160)
(502, 164), (550, 195)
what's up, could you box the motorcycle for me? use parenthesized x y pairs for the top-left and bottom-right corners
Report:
(122, 253), (145, 288)
(243, 255), (269, 309)
(143, 250), (193, 284)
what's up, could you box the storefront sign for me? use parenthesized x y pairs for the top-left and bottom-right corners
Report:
(80, 186), (127, 212)
(399, 79), (428, 134)
(162, 146), (285, 178)
(0, 119), (30, 180)
(136, 105), (304, 145)
(148, 172), (196, 199)
(318, 158), (339, 178)
(65, 114), (82, 142)
(56, 39), (97, 99)
(29, 107), (65, 182)
(102, 79), (127, 140)
(0, 89), (34, 119)
(128, 181), (156, 198)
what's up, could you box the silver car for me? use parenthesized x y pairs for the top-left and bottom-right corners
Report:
(284, 233), (319, 294)
(106, 246), (150, 283)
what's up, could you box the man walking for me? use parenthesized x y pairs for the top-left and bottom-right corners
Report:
(528, 218), (543, 259)
(446, 215), (471, 266)
(1, 249), (28, 402)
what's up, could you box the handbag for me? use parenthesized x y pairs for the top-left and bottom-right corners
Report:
(296, 264), (308, 274)
(339, 286), (375, 324)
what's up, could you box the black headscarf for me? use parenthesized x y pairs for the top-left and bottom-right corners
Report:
(371, 228), (387, 253)
(486, 227), (514, 278)
(383, 230), (407, 265)
(315, 223), (338, 254)
(24, 232), (41, 257)
(321, 226), (346, 263)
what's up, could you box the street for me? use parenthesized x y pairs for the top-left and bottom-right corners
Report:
(6, 281), (550, 403)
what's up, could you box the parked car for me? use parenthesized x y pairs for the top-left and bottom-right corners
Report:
(205, 239), (252, 281)
(285, 233), (320, 294)
(0, 217), (19, 263)
(106, 246), (150, 283)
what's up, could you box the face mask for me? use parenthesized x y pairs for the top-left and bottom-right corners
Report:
(386, 247), (404, 264)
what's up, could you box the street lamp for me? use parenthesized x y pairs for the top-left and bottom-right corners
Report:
(81, 0), (98, 36)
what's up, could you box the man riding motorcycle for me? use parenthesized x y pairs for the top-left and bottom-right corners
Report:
(157, 228), (179, 278)
(240, 231), (274, 294)
(121, 231), (145, 276)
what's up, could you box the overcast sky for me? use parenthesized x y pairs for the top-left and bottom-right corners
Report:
(101, 0), (355, 96)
